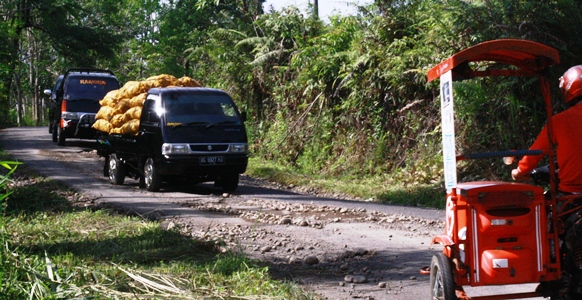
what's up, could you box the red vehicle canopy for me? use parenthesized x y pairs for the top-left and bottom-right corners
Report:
(427, 39), (560, 83)
(426, 38), (561, 193)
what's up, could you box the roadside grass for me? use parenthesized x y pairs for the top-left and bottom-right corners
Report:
(246, 157), (446, 209)
(0, 152), (317, 299)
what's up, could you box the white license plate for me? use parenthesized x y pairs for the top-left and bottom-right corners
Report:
(200, 156), (224, 165)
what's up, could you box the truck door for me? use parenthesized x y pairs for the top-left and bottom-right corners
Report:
(140, 98), (163, 158)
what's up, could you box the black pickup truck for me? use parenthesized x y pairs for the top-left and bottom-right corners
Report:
(44, 68), (120, 145)
(96, 87), (249, 192)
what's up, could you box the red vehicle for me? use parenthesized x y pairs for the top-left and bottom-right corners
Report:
(425, 39), (582, 299)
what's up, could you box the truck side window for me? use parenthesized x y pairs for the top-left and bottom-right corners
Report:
(142, 99), (160, 125)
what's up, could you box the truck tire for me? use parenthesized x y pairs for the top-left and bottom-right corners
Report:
(103, 155), (110, 177)
(219, 173), (239, 192)
(57, 127), (66, 146)
(138, 175), (146, 189)
(52, 124), (58, 142)
(108, 154), (126, 185)
(144, 158), (161, 192)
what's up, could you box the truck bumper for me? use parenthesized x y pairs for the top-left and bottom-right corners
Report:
(61, 124), (97, 139)
(157, 155), (248, 176)
(61, 114), (97, 139)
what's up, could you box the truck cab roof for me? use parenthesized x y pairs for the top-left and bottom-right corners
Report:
(148, 87), (228, 96)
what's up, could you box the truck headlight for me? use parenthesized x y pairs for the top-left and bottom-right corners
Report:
(61, 111), (80, 120)
(162, 144), (189, 155)
(230, 143), (248, 153)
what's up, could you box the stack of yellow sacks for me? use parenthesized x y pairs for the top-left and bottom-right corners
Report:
(93, 74), (201, 135)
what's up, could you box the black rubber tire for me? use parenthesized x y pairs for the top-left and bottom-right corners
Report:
(48, 122), (52, 134)
(144, 158), (161, 192)
(52, 123), (58, 142)
(108, 154), (126, 185)
(220, 173), (239, 192)
(138, 175), (146, 189)
(57, 127), (66, 146)
(103, 155), (110, 177)
(430, 253), (457, 300)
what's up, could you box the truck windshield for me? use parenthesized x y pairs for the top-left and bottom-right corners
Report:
(64, 76), (120, 101)
(164, 94), (242, 126)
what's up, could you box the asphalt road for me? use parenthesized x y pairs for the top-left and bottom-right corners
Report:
(0, 126), (543, 300)
(0, 126), (445, 221)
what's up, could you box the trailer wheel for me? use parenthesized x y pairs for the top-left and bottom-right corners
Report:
(108, 154), (126, 185)
(144, 158), (161, 192)
(52, 124), (58, 143)
(57, 127), (66, 146)
(430, 253), (457, 300)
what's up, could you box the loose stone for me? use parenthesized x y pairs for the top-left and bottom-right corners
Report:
(352, 275), (368, 283)
(304, 256), (319, 265)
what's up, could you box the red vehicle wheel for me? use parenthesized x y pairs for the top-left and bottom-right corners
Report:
(430, 253), (457, 300)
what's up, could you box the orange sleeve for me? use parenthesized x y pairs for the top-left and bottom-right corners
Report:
(517, 125), (551, 174)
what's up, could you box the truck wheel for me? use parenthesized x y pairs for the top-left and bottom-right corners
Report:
(144, 158), (161, 192)
(52, 124), (58, 142)
(57, 127), (66, 146)
(103, 155), (110, 177)
(219, 173), (239, 192)
(48, 122), (52, 134)
(108, 154), (126, 185)
(430, 253), (457, 300)
(138, 175), (146, 189)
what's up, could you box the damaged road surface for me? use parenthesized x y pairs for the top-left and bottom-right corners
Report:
(3, 127), (536, 299)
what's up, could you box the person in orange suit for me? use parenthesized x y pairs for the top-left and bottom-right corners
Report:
(512, 65), (582, 193)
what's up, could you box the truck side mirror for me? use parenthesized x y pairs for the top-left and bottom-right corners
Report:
(43, 89), (52, 96)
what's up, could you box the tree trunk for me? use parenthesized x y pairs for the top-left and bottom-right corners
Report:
(0, 37), (19, 126)
(27, 29), (41, 125)
(313, 0), (319, 19)
(14, 72), (22, 126)
(36, 75), (41, 125)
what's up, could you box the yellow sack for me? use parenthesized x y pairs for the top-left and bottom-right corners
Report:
(124, 106), (142, 120)
(119, 81), (145, 99)
(110, 114), (129, 128)
(96, 106), (115, 121)
(145, 74), (177, 83)
(129, 93), (147, 108)
(143, 74), (178, 89)
(112, 99), (131, 116)
(92, 119), (112, 133)
(100, 90), (120, 107)
(110, 127), (122, 134)
(119, 119), (140, 135)
(177, 76), (202, 87)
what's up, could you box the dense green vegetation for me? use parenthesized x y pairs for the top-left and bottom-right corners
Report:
(2, 0), (582, 202)
(0, 154), (315, 298)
